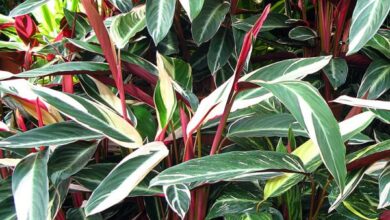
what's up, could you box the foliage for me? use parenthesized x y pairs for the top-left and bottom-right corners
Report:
(0, 0), (389, 219)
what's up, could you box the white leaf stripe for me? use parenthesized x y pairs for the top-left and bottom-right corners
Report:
(146, 0), (176, 44)
(85, 142), (168, 215)
(379, 164), (390, 209)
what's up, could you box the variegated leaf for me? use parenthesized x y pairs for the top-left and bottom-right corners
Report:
(0, 121), (102, 148)
(110, 5), (146, 49)
(163, 184), (191, 219)
(146, 0), (176, 45)
(264, 111), (375, 199)
(357, 60), (390, 99)
(85, 142), (168, 215)
(154, 53), (178, 133)
(150, 151), (305, 186)
(347, 0), (390, 55)
(251, 81), (347, 192)
(333, 95), (390, 111)
(32, 86), (143, 148)
(179, 0), (204, 21)
(191, 0), (230, 45)
(12, 150), (49, 220)
(187, 56), (331, 136)
(379, 164), (390, 209)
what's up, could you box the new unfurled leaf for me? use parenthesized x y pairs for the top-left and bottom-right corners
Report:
(154, 53), (178, 133)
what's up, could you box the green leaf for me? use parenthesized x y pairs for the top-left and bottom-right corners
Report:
(64, 9), (91, 39)
(357, 60), (390, 99)
(66, 38), (158, 75)
(232, 13), (289, 33)
(32, 86), (142, 148)
(207, 27), (234, 73)
(163, 184), (191, 219)
(206, 182), (269, 219)
(191, 0), (230, 45)
(378, 164), (390, 209)
(256, 81), (346, 192)
(146, 0), (176, 45)
(110, 5), (146, 49)
(48, 141), (98, 186)
(365, 32), (390, 59)
(322, 58), (348, 90)
(288, 26), (317, 41)
(66, 208), (103, 220)
(227, 113), (307, 138)
(154, 53), (178, 132)
(48, 180), (70, 219)
(264, 111), (375, 199)
(179, 0), (204, 21)
(0, 179), (16, 220)
(9, 0), (49, 17)
(347, 0), (390, 55)
(0, 121), (102, 148)
(12, 150), (49, 220)
(15, 62), (109, 79)
(109, 0), (132, 13)
(150, 151), (305, 186)
(84, 142), (168, 215)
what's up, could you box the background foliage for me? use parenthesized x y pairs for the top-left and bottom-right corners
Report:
(0, 0), (389, 219)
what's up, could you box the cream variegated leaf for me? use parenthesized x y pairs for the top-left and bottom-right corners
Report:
(85, 142), (169, 215)
(32, 85), (143, 148)
(264, 111), (375, 199)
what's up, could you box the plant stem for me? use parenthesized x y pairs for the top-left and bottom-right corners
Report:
(312, 176), (332, 219)
(309, 175), (316, 220)
(210, 92), (237, 155)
